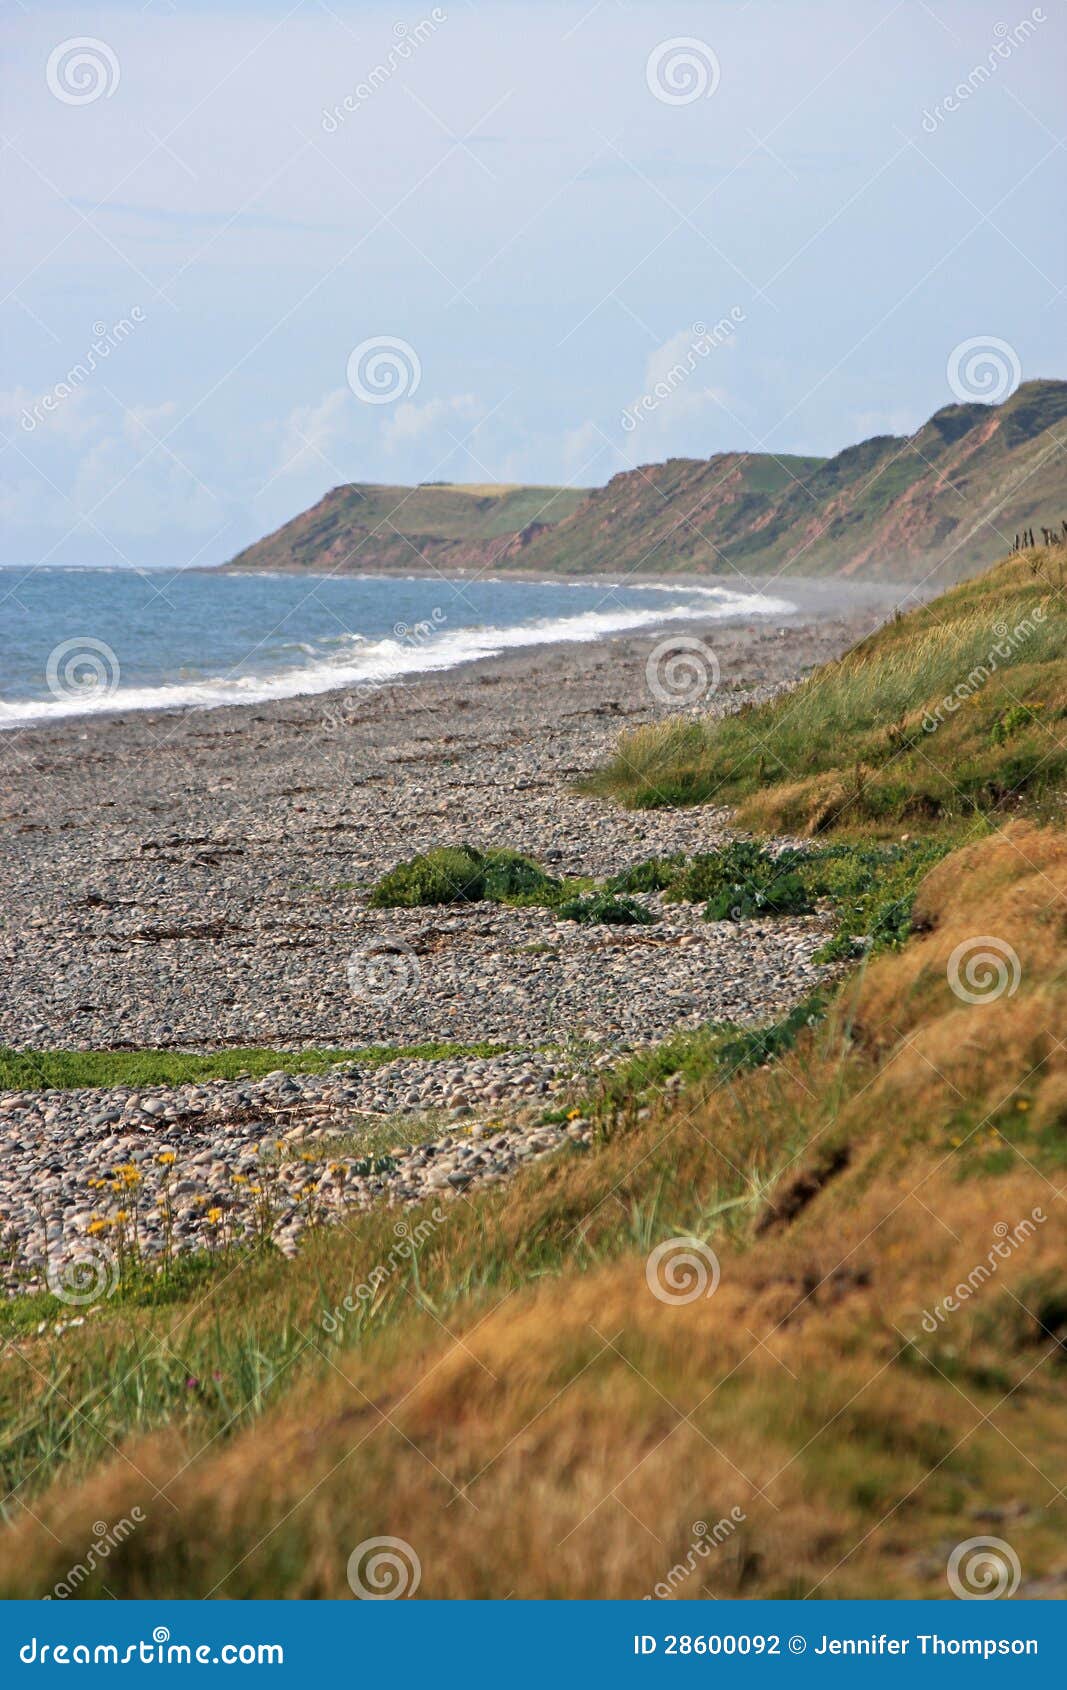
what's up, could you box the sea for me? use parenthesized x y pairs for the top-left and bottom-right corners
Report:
(0, 566), (796, 727)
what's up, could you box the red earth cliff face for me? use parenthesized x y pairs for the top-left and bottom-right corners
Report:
(226, 381), (1067, 585)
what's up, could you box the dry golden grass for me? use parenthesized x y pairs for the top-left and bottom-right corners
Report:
(1, 823), (1064, 1598)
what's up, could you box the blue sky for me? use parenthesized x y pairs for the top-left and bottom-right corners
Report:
(2, 0), (1064, 568)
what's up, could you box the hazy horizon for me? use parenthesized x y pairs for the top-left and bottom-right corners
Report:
(3, 0), (1065, 569)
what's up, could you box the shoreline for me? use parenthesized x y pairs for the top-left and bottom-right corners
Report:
(0, 576), (899, 1290)
(1, 572), (900, 1051)
(0, 569), (915, 737)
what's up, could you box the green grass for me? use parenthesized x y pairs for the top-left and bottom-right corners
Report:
(586, 549), (1067, 833)
(0, 1041), (513, 1093)
(0, 992), (832, 1504)
(555, 990), (830, 1135)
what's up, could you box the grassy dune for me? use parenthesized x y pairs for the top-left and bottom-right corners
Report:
(1, 825), (1064, 1597)
(588, 547), (1067, 833)
(2, 547), (1065, 1598)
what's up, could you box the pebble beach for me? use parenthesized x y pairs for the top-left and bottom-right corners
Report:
(0, 574), (902, 1295)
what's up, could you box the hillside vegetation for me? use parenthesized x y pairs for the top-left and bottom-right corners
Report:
(224, 481), (587, 576)
(226, 380), (1067, 586)
(0, 826), (1063, 1597)
(590, 545), (1067, 833)
(1, 547), (1065, 1599)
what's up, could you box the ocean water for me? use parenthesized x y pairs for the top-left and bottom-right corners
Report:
(0, 567), (795, 727)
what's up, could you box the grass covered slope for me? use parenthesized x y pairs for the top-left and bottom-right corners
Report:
(0, 826), (1064, 1597)
(224, 481), (588, 575)
(227, 382), (1067, 583)
(524, 380), (1066, 586)
(590, 545), (1067, 833)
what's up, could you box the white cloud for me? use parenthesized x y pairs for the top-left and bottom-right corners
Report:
(274, 389), (352, 479)
(381, 393), (480, 452)
(621, 324), (734, 437)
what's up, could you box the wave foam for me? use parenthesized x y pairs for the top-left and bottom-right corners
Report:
(0, 588), (795, 727)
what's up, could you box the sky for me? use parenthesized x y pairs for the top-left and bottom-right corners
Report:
(2, 0), (1065, 569)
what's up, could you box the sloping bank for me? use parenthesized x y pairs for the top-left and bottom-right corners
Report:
(0, 549), (1064, 1598)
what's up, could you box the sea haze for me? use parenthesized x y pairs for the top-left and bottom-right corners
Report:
(0, 567), (795, 726)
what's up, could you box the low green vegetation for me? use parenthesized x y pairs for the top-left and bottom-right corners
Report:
(365, 834), (943, 953)
(661, 840), (813, 919)
(587, 549), (1067, 834)
(0, 1041), (511, 1093)
(554, 891), (655, 926)
(606, 855), (684, 893)
(606, 837), (946, 956)
(805, 839), (949, 960)
(368, 844), (561, 908)
(557, 990), (830, 1135)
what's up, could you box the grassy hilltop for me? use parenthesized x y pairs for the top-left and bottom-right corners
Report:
(227, 380), (1067, 586)
(225, 481), (588, 576)
(2, 548), (1066, 1598)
